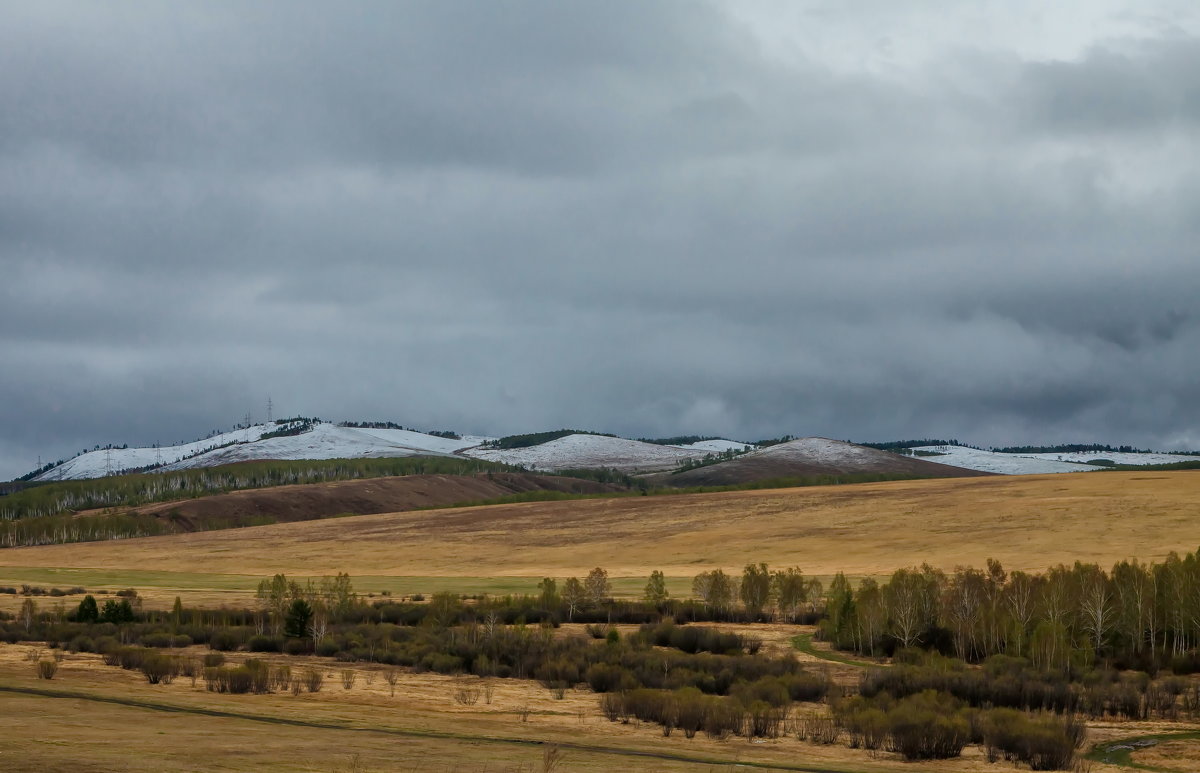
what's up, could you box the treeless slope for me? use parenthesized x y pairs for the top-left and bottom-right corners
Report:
(5, 471), (1198, 579)
(90, 473), (622, 531)
(653, 437), (987, 487)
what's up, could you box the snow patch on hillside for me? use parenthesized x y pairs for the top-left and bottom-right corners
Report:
(911, 445), (1200, 475)
(464, 434), (708, 472)
(33, 425), (278, 481)
(158, 423), (466, 470)
(1022, 450), (1200, 466)
(752, 437), (885, 464)
(911, 446), (1097, 475)
(349, 427), (493, 454)
(671, 439), (754, 453)
(33, 423), (498, 481)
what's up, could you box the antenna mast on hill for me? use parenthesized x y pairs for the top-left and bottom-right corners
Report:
(267, 396), (273, 423)
(156, 443), (162, 468)
(244, 411), (252, 429)
(105, 446), (112, 477)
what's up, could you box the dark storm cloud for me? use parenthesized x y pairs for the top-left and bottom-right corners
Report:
(3, 1), (1200, 479)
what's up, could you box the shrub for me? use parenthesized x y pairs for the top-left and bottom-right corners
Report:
(141, 632), (174, 648)
(835, 690), (969, 761)
(980, 708), (1086, 770)
(202, 652), (226, 668)
(209, 629), (241, 651)
(67, 635), (95, 653)
(247, 634), (283, 653)
(304, 668), (325, 693)
(141, 653), (180, 685)
(37, 660), (59, 679)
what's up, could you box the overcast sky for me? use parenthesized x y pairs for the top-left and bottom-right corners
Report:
(3, 1), (1200, 479)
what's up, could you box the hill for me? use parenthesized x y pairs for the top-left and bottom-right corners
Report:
(5, 471), (1198, 586)
(652, 437), (988, 486)
(463, 433), (710, 472)
(83, 472), (624, 532)
(910, 444), (1200, 474)
(30, 422), (495, 481)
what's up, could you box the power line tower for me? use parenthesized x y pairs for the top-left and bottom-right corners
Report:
(267, 396), (273, 423)
(105, 446), (112, 477)
(243, 411), (252, 429)
(156, 442), (162, 468)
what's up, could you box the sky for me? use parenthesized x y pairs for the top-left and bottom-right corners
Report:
(3, 1), (1200, 479)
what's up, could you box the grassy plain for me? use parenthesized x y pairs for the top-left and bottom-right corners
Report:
(2, 471), (1198, 611)
(1, 642), (1167, 773)
(4, 472), (1198, 771)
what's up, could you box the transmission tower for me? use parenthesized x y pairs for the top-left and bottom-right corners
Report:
(243, 411), (252, 429)
(267, 396), (273, 423)
(105, 446), (112, 477)
(156, 443), (162, 468)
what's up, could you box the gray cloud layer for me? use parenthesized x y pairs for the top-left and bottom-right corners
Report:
(3, 2), (1199, 478)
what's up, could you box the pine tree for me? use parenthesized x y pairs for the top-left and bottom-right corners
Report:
(76, 594), (100, 623)
(284, 599), (314, 639)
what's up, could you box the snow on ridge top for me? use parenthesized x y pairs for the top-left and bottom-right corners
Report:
(1022, 450), (1200, 465)
(33, 424), (278, 481)
(463, 433), (708, 472)
(671, 439), (753, 453)
(159, 423), (465, 470)
(912, 445), (1200, 475)
(910, 445), (1097, 475)
(752, 437), (880, 463)
(33, 422), (492, 480)
(349, 427), (493, 454)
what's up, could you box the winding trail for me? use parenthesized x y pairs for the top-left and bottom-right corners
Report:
(1087, 729), (1200, 771)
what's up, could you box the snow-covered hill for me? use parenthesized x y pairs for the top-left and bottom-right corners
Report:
(32, 423), (496, 481)
(909, 445), (1200, 475)
(752, 437), (890, 465)
(1022, 450), (1200, 466)
(158, 424), (493, 471)
(33, 425), (279, 481)
(28, 421), (1198, 482)
(463, 434), (712, 472)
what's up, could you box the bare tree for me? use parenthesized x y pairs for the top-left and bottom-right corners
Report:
(562, 577), (585, 621)
(884, 569), (925, 649)
(19, 598), (37, 632)
(584, 567), (611, 607)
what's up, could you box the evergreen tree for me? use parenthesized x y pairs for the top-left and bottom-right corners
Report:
(284, 598), (314, 639)
(75, 594), (99, 623)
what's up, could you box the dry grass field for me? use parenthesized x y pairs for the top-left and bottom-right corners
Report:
(4, 472), (1200, 771)
(2, 471), (1198, 610)
(1, 641), (1175, 773)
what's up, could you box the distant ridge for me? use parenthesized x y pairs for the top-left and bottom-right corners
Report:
(651, 437), (989, 486)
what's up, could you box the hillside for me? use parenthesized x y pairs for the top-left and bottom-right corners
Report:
(912, 444), (1200, 474)
(5, 471), (1198, 584)
(32, 422), (494, 481)
(463, 433), (710, 472)
(85, 472), (624, 532)
(653, 437), (987, 486)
